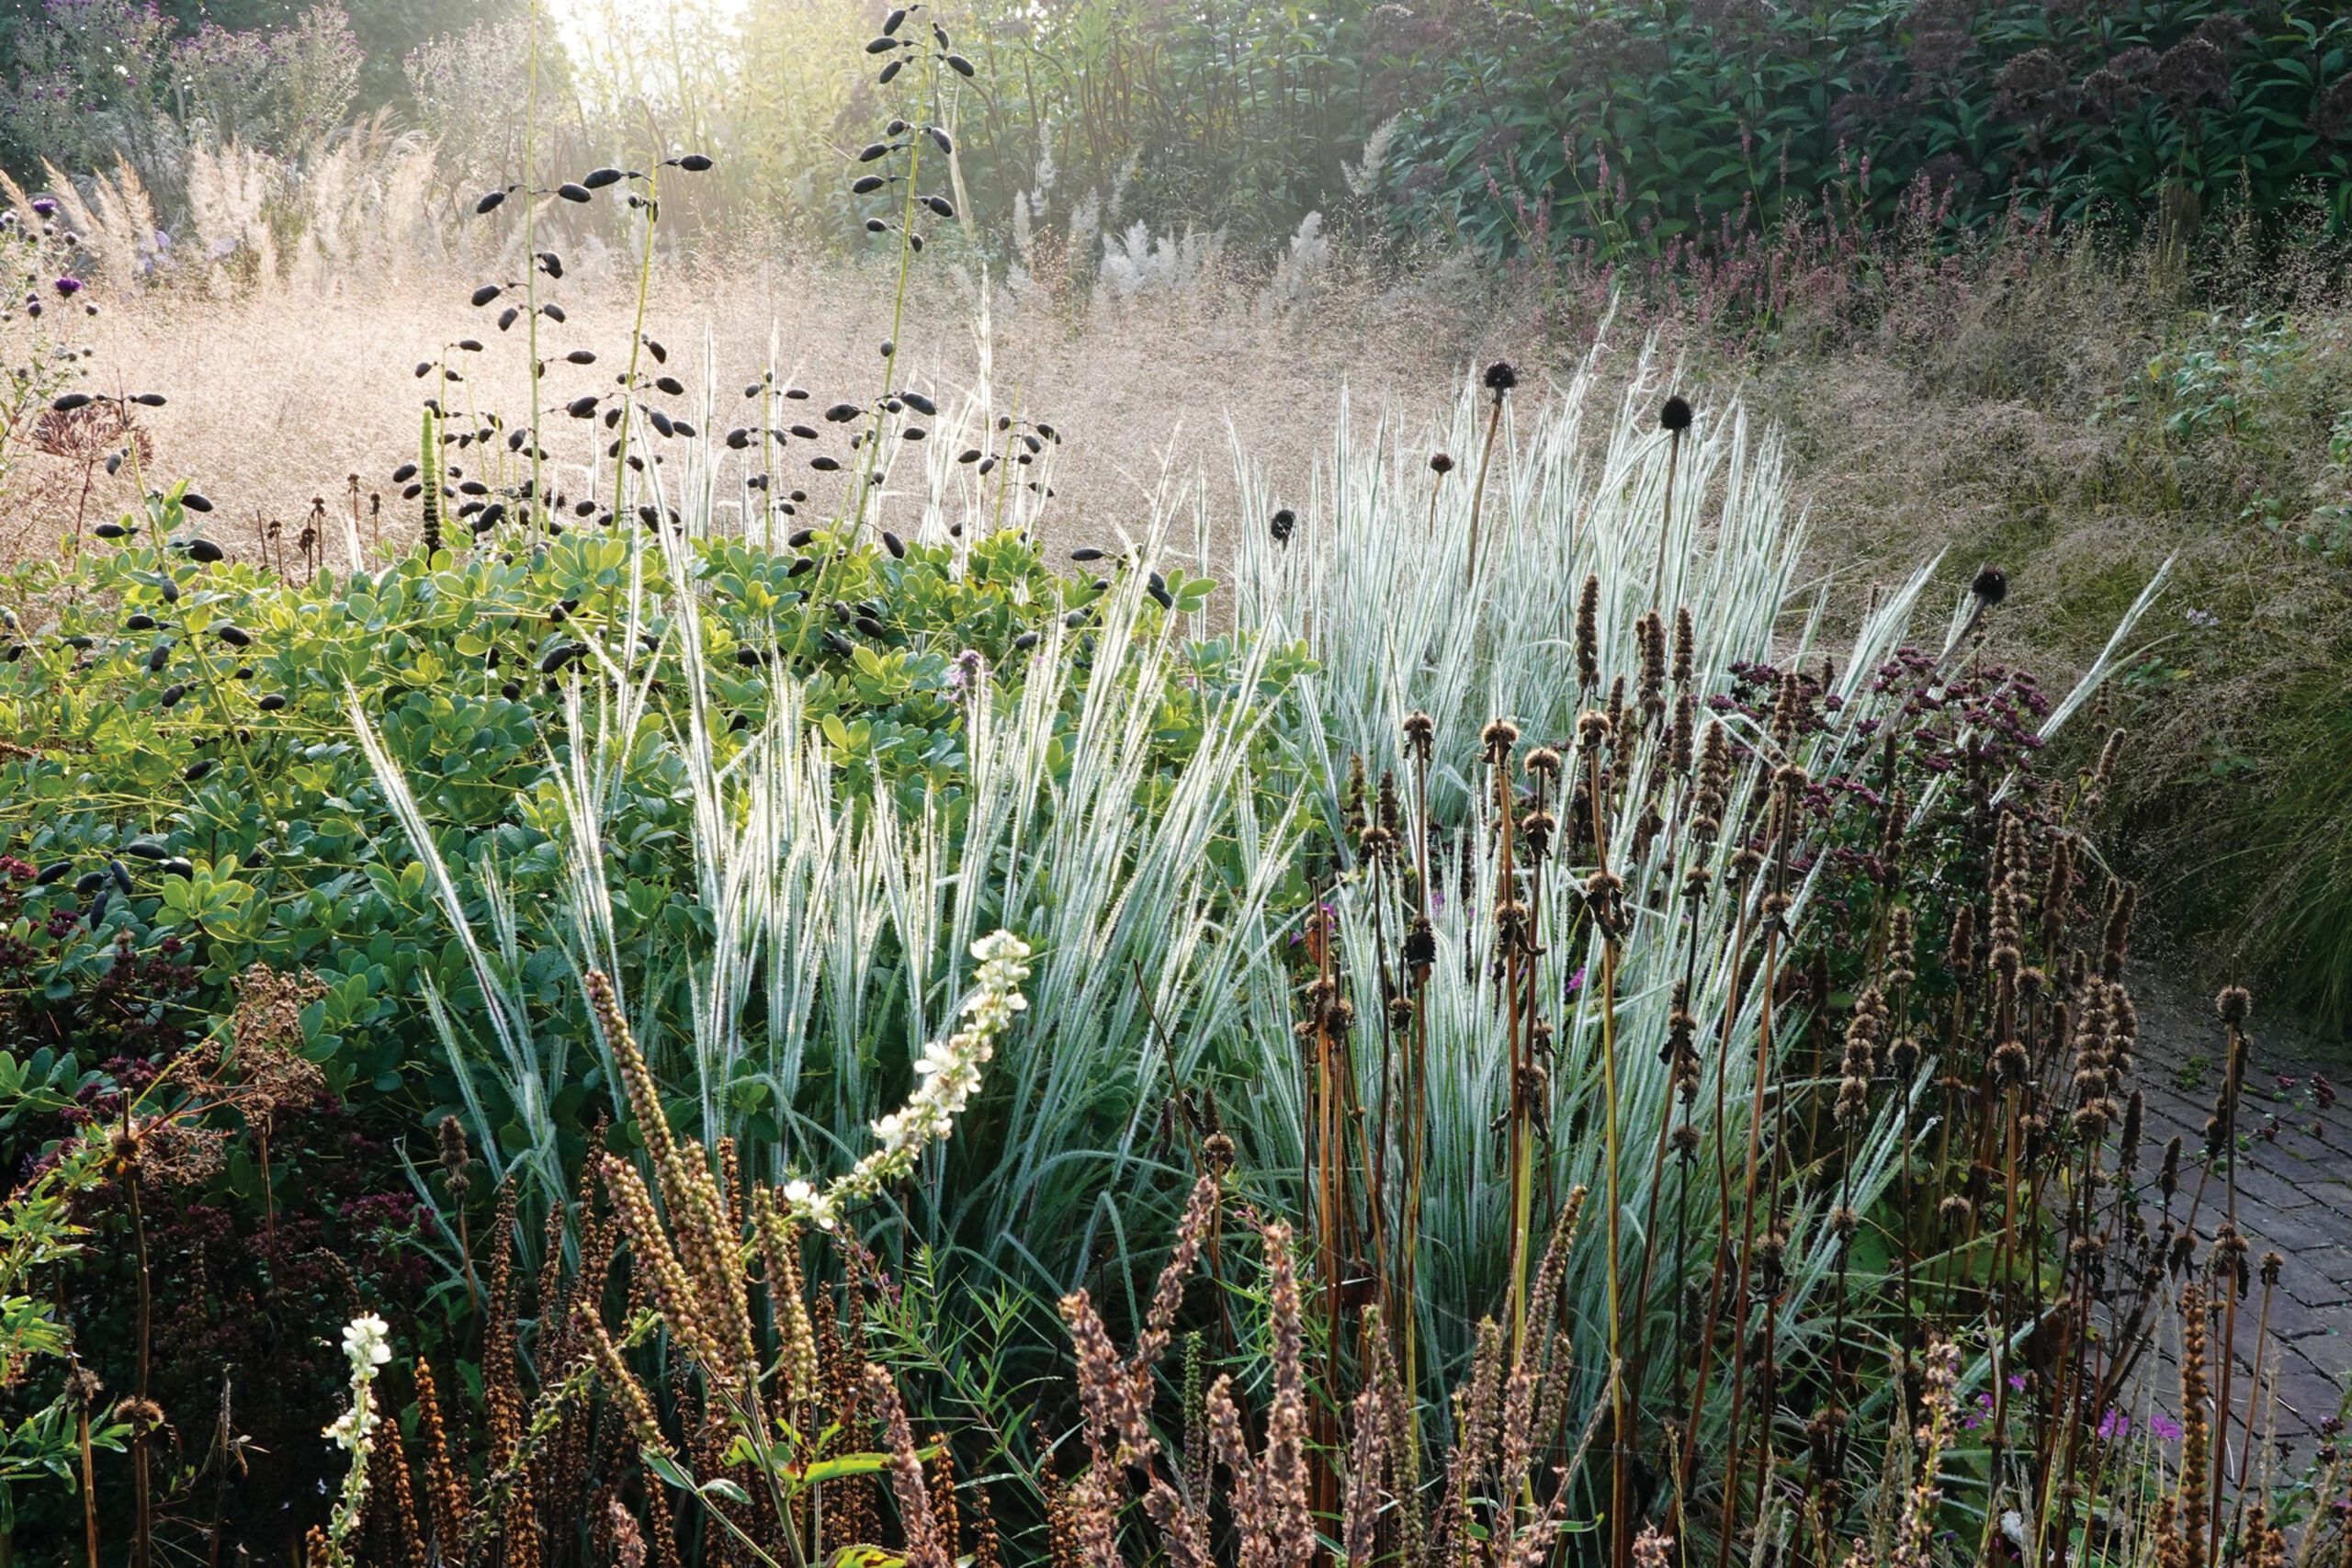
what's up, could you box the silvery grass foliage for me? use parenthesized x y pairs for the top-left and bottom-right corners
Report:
(356, 331), (2162, 1434)
(1209, 333), (2165, 1413)
(356, 397), (1306, 1301)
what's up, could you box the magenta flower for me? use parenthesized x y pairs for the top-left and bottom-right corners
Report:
(2149, 1410), (2183, 1444)
(2096, 1408), (2129, 1441)
(52, 276), (82, 297)
(30, 197), (56, 218)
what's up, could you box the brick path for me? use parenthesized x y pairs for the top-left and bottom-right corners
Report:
(2122, 964), (2351, 1460)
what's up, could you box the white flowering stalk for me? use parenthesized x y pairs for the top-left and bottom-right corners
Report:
(781, 931), (1033, 1231)
(318, 1313), (393, 1565)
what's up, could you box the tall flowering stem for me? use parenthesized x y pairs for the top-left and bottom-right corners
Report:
(781, 931), (1034, 1231)
(317, 1314), (394, 1568)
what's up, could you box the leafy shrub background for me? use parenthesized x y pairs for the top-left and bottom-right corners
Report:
(1382, 0), (2352, 259)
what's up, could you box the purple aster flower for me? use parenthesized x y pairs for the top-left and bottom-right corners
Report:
(2097, 1407), (2129, 1441)
(2149, 1410), (2183, 1444)
(30, 197), (56, 218)
(52, 276), (82, 298)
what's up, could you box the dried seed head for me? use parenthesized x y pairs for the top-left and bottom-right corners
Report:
(2215, 985), (2252, 1027)
(1575, 574), (1600, 689)
(1972, 563), (2008, 605)
(1659, 394), (1694, 433)
(1483, 360), (1518, 395)
(1430, 452), (1453, 475)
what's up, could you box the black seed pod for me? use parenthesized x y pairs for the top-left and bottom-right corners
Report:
(676, 153), (713, 172)
(392, 462), (419, 483)
(122, 839), (167, 861)
(108, 860), (131, 895)
(946, 53), (975, 75)
(257, 694), (287, 711)
(184, 759), (213, 782)
(96, 523), (129, 540)
(218, 626), (250, 648)
(882, 531), (905, 558)
(582, 166), (623, 188)
(182, 492), (213, 514)
(74, 870), (105, 895)
(187, 537), (222, 562)
(822, 629), (854, 658)
(852, 175), (888, 195)
(470, 284), (502, 307)
(36, 861), (71, 886)
(161, 857), (192, 877)
(146, 644), (170, 673)
(557, 183), (593, 203)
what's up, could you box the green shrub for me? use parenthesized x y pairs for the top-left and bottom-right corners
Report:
(1384, 0), (2352, 261)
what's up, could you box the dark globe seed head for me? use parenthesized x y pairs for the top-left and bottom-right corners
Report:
(1972, 564), (2008, 605)
(1659, 394), (1694, 433)
(1483, 360), (1518, 395)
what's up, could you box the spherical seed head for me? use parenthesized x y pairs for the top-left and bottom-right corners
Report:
(1659, 394), (1693, 433)
(1480, 718), (1520, 752)
(1430, 452), (1454, 475)
(1202, 1132), (1235, 1175)
(1525, 746), (1563, 780)
(1939, 1194), (1973, 1230)
(1483, 360), (1518, 395)
(1972, 563), (2008, 605)
(2215, 985), (2252, 1026)
(1270, 507), (1296, 545)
